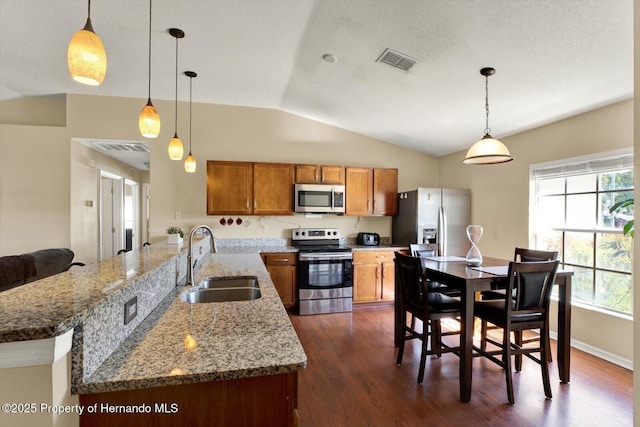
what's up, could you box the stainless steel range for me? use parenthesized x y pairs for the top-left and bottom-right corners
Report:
(292, 228), (353, 315)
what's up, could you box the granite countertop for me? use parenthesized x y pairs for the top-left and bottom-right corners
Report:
(77, 253), (306, 394)
(0, 243), (186, 343)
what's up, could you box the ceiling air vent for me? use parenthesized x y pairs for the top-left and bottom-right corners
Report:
(376, 48), (418, 72)
(92, 141), (150, 153)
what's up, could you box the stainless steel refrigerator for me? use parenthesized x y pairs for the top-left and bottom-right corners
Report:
(392, 188), (471, 256)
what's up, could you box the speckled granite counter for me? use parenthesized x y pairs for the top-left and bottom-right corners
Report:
(77, 253), (306, 394)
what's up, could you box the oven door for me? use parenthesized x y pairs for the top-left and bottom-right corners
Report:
(297, 252), (353, 290)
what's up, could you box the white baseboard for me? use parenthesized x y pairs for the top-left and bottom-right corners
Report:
(549, 330), (633, 371)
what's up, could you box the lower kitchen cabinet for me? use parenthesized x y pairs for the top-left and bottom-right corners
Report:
(262, 252), (297, 308)
(352, 250), (396, 303)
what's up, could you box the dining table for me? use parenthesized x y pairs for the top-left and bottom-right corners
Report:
(393, 255), (574, 403)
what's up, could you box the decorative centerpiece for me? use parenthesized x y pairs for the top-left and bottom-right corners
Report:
(465, 225), (483, 266)
(166, 226), (184, 244)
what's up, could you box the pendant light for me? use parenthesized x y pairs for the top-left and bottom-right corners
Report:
(184, 71), (197, 173)
(168, 28), (185, 160)
(463, 67), (513, 165)
(67, 0), (107, 86)
(138, 0), (160, 138)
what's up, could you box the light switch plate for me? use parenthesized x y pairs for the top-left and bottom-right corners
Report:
(124, 296), (138, 325)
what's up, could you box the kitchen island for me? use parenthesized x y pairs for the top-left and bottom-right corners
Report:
(0, 242), (306, 427)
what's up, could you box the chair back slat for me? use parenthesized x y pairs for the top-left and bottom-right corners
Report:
(508, 261), (559, 315)
(410, 243), (438, 257)
(395, 252), (423, 304)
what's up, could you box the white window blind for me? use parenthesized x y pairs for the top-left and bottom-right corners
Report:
(531, 152), (633, 179)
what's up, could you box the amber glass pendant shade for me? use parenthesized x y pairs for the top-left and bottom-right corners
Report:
(184, 152), (196, 173)
(67, 18), (107, 86)
(168, 134), (184, 160)
(139, 100), (160, 138)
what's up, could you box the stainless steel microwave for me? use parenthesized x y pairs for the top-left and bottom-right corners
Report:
(294, 184), (345, 214)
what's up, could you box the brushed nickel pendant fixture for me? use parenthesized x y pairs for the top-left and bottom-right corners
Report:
(463, 67), (513, 165)
(138, 0), (160, 138)
(184, 71), (197, 173)
(167, 28), (184, 160)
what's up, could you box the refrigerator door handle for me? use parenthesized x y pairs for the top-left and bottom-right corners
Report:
(438, 206), (447, 256)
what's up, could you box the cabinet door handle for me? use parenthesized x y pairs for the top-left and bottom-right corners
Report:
(246, 199), (249, 209)
(381, 264), (386, 279)
(375, 255), (386, 259)
(253, 199), (257, 210)
(315, 170), (319, 181)
(376, 266), (380, 279)
(274, 258), (289, 262)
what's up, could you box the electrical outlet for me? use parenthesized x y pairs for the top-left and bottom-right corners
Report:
(175, 211), (182, 220)
(124, 296), (138, 325)
(262, 225), (268, 233)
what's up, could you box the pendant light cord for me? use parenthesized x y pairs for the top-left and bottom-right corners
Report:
(174, 34), (178, 137)
(189, 75), (193, 153)
(147, 0), (152, 100)
(484, 74), (490, 135)
(87, 0), (91, 18)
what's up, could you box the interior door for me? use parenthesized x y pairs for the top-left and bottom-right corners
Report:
(100, 173), (123, 260)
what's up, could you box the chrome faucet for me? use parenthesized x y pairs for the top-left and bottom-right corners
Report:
(186, 225), (217, 287)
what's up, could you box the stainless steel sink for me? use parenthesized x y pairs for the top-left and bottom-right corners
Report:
(181, 287), (262, 304)
(198, 276), (259, 289)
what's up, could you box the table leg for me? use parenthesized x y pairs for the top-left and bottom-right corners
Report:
(557, 275), (571, 383)
(460, 283), (474, 402)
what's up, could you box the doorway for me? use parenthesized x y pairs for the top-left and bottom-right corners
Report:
(99, 172), (140, 260)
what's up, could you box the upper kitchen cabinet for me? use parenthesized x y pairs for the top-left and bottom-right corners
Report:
(372, 168), (398, 216)
(345, 167), (397, 216)
(345, 167), (373, 216)
(295, 164), (345, 184)
(207, 161), (294, 215)
(253, 162), (294, 215)
(207, 161), (253, 215)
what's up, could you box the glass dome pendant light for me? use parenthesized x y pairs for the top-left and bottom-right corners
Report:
(67, 0), (107, 86)
(463, 67), (513, 165)
(167, 28), (185, 161)
(184, 71), (197, 173)
(138, 0), (160, 138)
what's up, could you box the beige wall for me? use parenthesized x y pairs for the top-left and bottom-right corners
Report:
(438, 99), (634, 366)
(0, 93), (635, 370)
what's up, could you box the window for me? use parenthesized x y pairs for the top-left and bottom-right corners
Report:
(531, 150), (633, 315)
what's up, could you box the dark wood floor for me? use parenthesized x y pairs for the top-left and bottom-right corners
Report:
(289, 306), (632, 427)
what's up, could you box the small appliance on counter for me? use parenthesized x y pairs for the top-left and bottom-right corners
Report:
(356, 232), (380, 246)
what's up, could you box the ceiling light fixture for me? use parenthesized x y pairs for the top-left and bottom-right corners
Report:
(167, 28), (184, 161)
(184, 71), (197, 173)
(67, 0), (107, 86)
(138, 0), (160, 138)
(463, 67), (513, 165)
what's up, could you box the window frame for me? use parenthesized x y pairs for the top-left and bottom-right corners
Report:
(530, 149), (633, 316)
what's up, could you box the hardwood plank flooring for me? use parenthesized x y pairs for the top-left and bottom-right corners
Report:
(289, 306), (632, 427)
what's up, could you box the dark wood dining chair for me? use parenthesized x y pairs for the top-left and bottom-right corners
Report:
(480, 248), (558, 365)
(409, 244), (460, 297)
(395, 251), (461, 384)
(473, 260), (560, 404)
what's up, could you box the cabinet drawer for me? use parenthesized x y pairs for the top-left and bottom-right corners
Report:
(263, 253), (297, 265)
(353, 250), (396, 264)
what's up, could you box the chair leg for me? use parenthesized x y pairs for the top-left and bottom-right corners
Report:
(417, 324), (429, 384)
(432, 320), (442, 358)
(397, 314), (407, 366)
(480, 320), (488, 351)
(504, 327), (515, 404)
(514, 331), (523, 372)
(541, 328), (552, 399)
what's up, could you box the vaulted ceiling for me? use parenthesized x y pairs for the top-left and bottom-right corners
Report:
(0, 0), (633, 159)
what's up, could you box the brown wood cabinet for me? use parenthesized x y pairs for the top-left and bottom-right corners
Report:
(206, 161), (253, 215)
(262, 252), (297, 308)
(80, 372), (298, 427)
(352, 250), (396, 303)
(207, 161), (294, 215)
(372, 168), (398, 216)
(345, 167), (373, 216)
(345, 167), (397, 216)
(295, 164), (345, 184)
(253, 162), (295, 215)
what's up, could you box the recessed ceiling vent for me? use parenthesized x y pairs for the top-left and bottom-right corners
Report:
(376, 48), (418, 72)
(92, 141), (150, 153)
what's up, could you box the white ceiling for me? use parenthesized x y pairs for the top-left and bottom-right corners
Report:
(0, 0), (633, 167)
